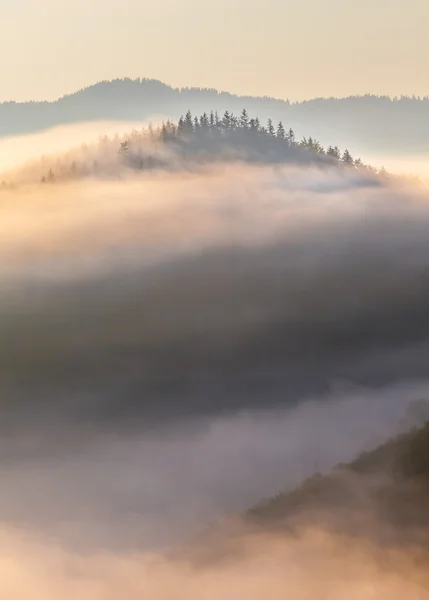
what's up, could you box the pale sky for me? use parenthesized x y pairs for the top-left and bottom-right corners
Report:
(1, 0), (428, 102)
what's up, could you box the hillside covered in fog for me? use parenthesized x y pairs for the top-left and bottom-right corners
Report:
(183, 416), (429, 579)
(2, 108), (385, 187)
(2, 78), (429, 155)
(248, 418), (429, 535)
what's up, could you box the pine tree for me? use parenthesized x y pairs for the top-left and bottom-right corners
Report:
(327, 145), (340, 160)
(184, 110), (194, 134)
(239, 109), (249, 129)
(177, 116), (185, 136)
(276, 121), (286, 140)
(200, 112), (209, 130)
(222, 111), (231, 130)
(160, 122), (168, 141)
(342, 149), (354, 166)
(267, 119), (275, 137)
(249, 118), (258, 132)
(148, 123), (155, 141)
(287, 128), (296, 144)
(313, 140), (324, 154)
(209, 111), (215, 129)
(169, 122), (177, 137)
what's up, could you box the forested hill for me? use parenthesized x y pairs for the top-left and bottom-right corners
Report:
(4, 109), (383, 186)
(246, 418), (429, 543)
(2, 78), (429, 155)
(183, 415), (429, 565)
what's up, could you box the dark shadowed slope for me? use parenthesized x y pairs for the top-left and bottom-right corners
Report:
(2, 78), (429, 155)
(181, 417), (429, 567)
(247, 419), (429, 544)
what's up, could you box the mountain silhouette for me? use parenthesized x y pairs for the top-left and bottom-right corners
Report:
(2, 78), (429, 155)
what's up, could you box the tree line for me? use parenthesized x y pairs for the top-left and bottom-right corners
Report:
(116, 108), (379, 174)
(1, 108), (389, 188)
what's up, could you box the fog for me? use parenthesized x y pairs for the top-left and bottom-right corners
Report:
(2, 164), (429, 426)
(0, 525), (428, 600)
(364, 153), (429, 182)
(0, 120), (167, 175)
(1, 136), (429, 595)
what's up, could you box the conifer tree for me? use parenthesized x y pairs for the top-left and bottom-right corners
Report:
(222, 111), (231, 130)
(327, 145), (340, 160)
(148, 123), (155, 141)
(177, 116), (185, 136)
(200, 112), (209, 130)
(239, 109), (249, 129)
(277, 121), (286, 140)
(249, 118), (258, 132)
(313, 140), (324, 154)
(342, 149), (354, 165)
(209, 111), (215, 129)
(160, 122), (168, 141)
(184, 110), (194, 134)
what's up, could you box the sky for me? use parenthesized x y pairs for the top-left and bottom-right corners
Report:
(1, 0), (429, 102)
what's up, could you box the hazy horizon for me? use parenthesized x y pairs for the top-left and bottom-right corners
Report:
(2, 0), (429, 103)
(3, 76), (429, 106)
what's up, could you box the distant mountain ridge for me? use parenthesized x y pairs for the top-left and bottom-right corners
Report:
(1, 78), (429, 155)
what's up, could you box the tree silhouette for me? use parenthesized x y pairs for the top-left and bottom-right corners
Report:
(222, 111), (231, 131)
(184, 110), (194, 134)
(277, 121), (286, 140)
(239, 109), (249, 129)
(342, 149), (354, 166)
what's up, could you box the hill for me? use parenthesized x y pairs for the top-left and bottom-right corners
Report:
(2, 78), (429, 155)
(247, 420), (429, 545)
(3, 108), (384, 187)
(181, 417), (429, 566)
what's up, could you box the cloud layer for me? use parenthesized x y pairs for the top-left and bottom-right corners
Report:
(1, 164), (428, 426)
(1, 157), (429, 600)
(0, 162), (429, 551)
